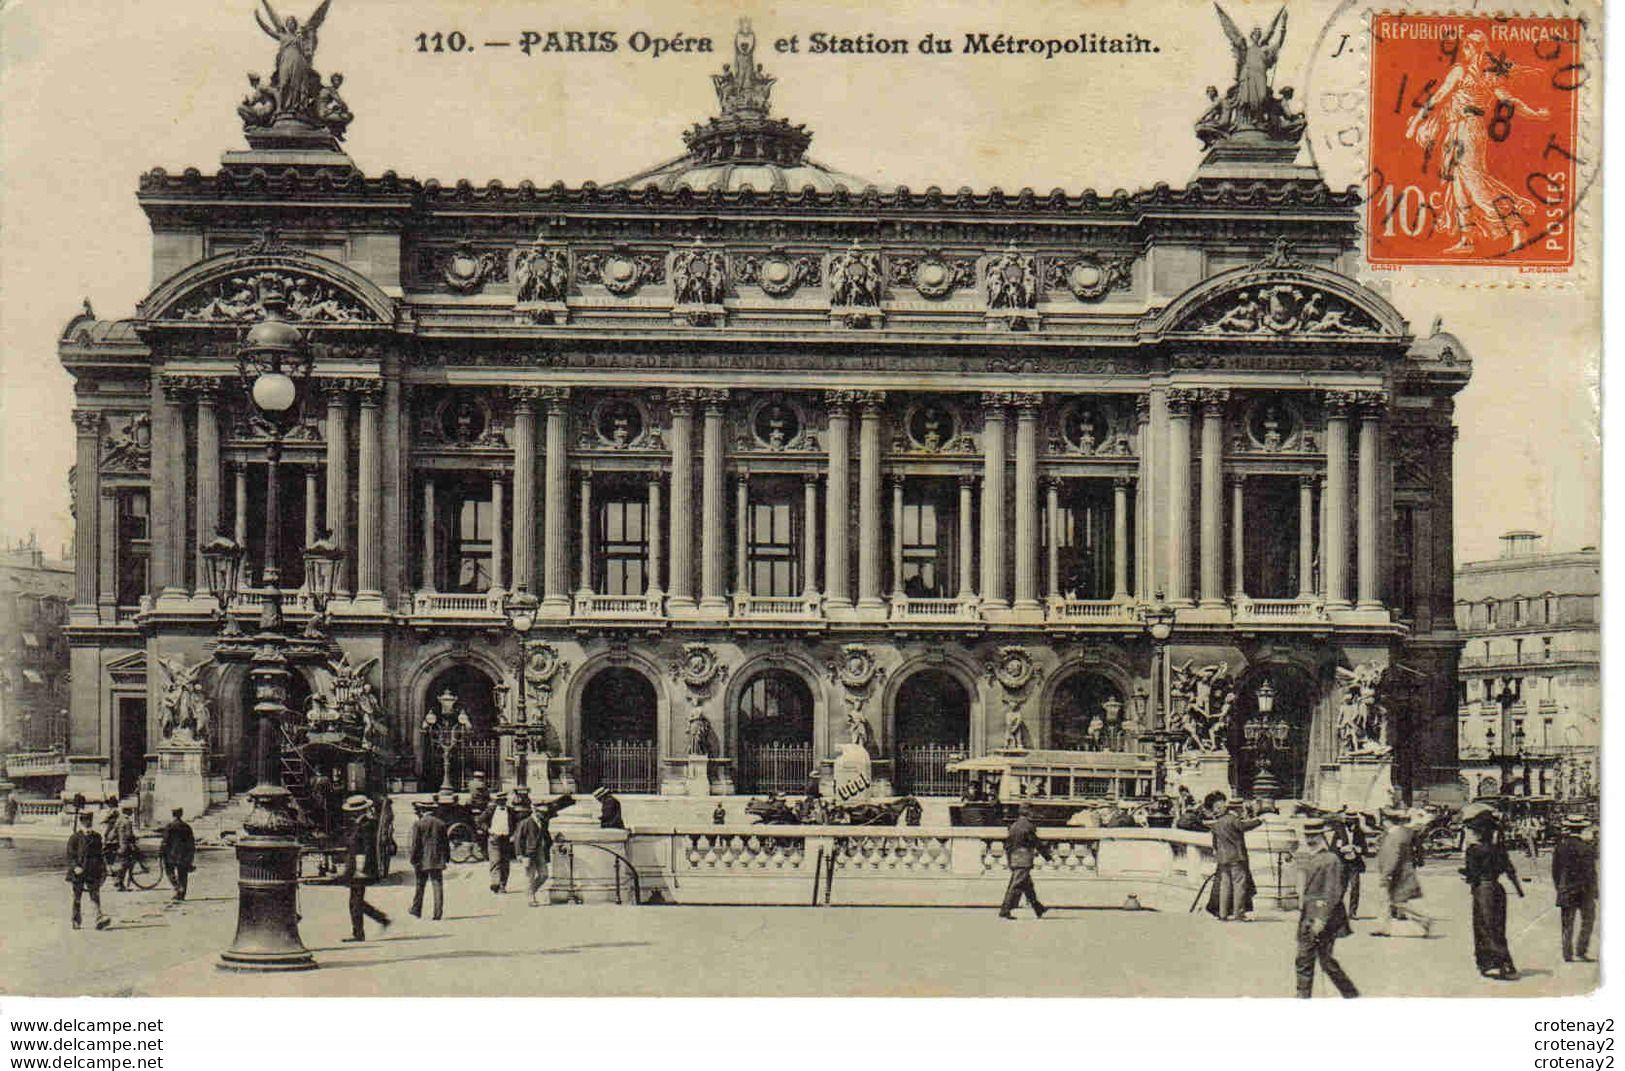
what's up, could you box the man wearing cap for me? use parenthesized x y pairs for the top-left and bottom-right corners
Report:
(1294, 818), (1358, 997)
(341, 795), (391, 942)
(65, 810), (111, 931)
(997, 803), (1050, 919)
(481, 790), (523, 893)
(1552, 815), (1597, 963)
(408, 795), (452, 921)
(594, 786), (625, 830)
(1205, 798), (1262, 922)
(1328, 807), (1368, 920)
(513, 793), (574, 906)
(159, 807), (195, 903)
(1374, 807), (1431, 935)
(109, 801), (139, 892)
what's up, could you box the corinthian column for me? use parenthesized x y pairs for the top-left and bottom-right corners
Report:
(541, 388), (572, 613)
(1198, 389), (1229, 608)
(191, 382), (221, 595)
(490, 477), (505, 593)
(1356, 391), (1387, 610)
(1114, 476), (1131, 600)
(70, 410), (101, 609)
(823, 391), (854, 611)
(958, 475), (976, 601)
(646, 476), (664, 597)
(1045, 478), (1062, 602)
(153, 375), (187, 599)
(1297, 476), (1316, 600)
(667, 389), (697, 612)
(323, 381), (351, 595)
(509, 388), (538, 593)
(1135, 394), (1153, 599)
(1012, 392), (1041, 612)
(980, 393), (1009, 609)
(735, 473), (751, 599)
(355, 382), (383, 598)
(1323, 392), (1351, 608)
(1165, 388), (1196, 605)
(577, 473), (593, 598)
(1229, 475), (1246, 600)
(802, 476), (819, 599)
(856, 391), (886, 613)
(699, 389), (730, 614)
(304, 471), (319, 547)
(888, 474), (905, 599)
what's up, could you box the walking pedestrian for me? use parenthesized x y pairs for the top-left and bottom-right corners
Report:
(159, 807), (195, 902)
(593, 786), (624, 830)
(1373, 808), (1432, 935)
(66, 810), (110, 931)
(408, 795), (451, 921)
(1205, 799), (1261, 921)
(109, 801), (139, 891)
(1461, 812), (1524, 979)
(514, 793), (575, 906)
(1329, 807), (1368, 920)
(480, 790), (520, 893)
(997, 804), (1050, 919)
(1294, 818), (1358, 998)
(340, 795), (391, 942)
(1551, 814), (1596, 963)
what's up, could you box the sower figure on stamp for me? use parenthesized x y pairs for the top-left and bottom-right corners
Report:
(1552, 814), (1598, 963)
(340, 795), (391, 942)
(159, 807), (195, 903)
(1294, 818), (1359, 998)
(408, 795), (451, 921)
(998, 804), (1050, 920)
(65, 810), (110, 931)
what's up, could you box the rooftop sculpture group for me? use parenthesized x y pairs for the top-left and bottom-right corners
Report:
(239, 0), (352, 144)
(1196, 5), (1306, 149)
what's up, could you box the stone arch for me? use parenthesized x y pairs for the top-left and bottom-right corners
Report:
(402, 645), (513, 775)
(880, 652), (984, 755)
(138, 246), (396, 325)
(560, 648), (673, 759)
(722, 650), (828, 759)
(1153, 261), (1411, 340)
(1037, 650), (1142, 749)
(1231, 661), (1323, 800)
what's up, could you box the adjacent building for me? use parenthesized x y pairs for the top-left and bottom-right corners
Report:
(1455, 532), (1600, 800)
(58, 20), (1471, 808)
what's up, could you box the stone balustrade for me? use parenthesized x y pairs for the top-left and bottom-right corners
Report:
(623, 822), (1302, 910)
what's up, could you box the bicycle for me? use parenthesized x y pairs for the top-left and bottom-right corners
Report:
(107, 845), (164, 891)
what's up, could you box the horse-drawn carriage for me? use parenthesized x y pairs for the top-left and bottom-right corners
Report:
(745, 793), (923, 826)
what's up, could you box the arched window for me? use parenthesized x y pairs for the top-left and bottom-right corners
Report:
(735, 671), (814, 793)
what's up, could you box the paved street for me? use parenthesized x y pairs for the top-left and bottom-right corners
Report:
(0, 836), (1598, 998)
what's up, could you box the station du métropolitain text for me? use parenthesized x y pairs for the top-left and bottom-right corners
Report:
(415, 28), (1160, 60)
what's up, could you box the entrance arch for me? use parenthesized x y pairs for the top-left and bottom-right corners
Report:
(893, 669), (970, 795)
(1048, 672), (1126, 751)
(578, 667), (659, 792)
(735, 670), (815, 793)
(422, 665), (500, 790)
(1229, 665), (1316, 799)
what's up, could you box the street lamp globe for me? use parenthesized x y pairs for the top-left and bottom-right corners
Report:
(251, 371), (299, 413)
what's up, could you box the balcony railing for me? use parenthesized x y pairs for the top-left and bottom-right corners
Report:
(231, 588), (314, 615)
(410, 590), (506, 617)
(5, 749), (69, 778)
(1233, 597), (1328, 622)
(576, 593), (665, 618)
(1048, 598), (1138, 623)
(891, 596), (981, 622)
(734, 594), (822, 620)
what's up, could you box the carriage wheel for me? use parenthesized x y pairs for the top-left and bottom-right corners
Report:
(447, 822), (478, 864)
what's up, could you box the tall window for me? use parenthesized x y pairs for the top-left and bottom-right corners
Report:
(597, 491), (649, 596)
(1392, 507), (1415, 618)
(116, 491), (150, 605)
(900, 479), (956, 597)
(1055, 481), (1114, 599)
(452, 495), (494, 592)
(747, 478), (800, 597)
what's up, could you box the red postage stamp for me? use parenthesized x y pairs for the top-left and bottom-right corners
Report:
(1367, 13), (1583, 268)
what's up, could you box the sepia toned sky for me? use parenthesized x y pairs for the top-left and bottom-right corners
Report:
(0, 0), (1600, 567)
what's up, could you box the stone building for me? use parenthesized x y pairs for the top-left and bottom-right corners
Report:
(58, 20), (1470, 807)
(0, 536), (73, 753)
(1454, 532), (1599, 801)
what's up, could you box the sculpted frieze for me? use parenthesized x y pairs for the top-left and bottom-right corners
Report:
(734, 249), (821, 296)
(167, 270), (375, 324)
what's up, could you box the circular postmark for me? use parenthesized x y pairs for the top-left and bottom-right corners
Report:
(1303, 2), (1598, 274)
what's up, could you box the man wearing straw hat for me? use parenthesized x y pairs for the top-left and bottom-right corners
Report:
(341, 795), (392, 942)
(514, 791), (574, 906)
(1293, 817), (1358, 998)
(408, 794), (452, 921)
(1551, 814), (1598, 963)
(1373, 807), (1432, 936)
(480, 789), (523, 893)
(593, 786), (624, 830)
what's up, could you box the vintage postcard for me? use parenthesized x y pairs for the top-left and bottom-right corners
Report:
(0, 0), (1605, 1011)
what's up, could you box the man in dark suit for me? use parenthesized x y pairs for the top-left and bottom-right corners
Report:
(109, 801), (139, 892)
(997, 804), (1050, 919)
(593, 786), (624, 830)
(1294, 818), (1358, 998)
(1328, 807), (1368, 920)
(408, 796), (452, 920)
(1205, 799), (1262, 921)
(514, 793), (575, 906)
(66, 810), (110, 931)
(159, 807), (196, 902)
(1552, 814), (1598, 962)
(480, 791), (523, 893)
(341, 795), (391, 942)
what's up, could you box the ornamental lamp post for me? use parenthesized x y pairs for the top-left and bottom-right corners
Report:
(1138, 597), (1179, 793)
(201, 534), (243, 636)
(1495, 682), (1517, 798)
(1101, 696), (1124, 750)
(301, 533), (343, 637)
(422, 695), (473, 795)
(217, 288), (320, 973)
(1243, 678), (1288, 801)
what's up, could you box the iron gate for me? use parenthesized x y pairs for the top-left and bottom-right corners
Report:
(738, 742), (814, 794)
(896, 741), (969, 796)
(580, 739), (659, 793)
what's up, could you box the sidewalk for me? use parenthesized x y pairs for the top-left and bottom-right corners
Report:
(2, 844), (1599, 998)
